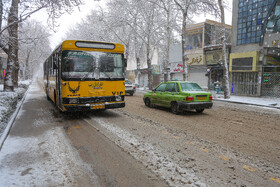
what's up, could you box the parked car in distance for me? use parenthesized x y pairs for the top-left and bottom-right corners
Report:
(125, 79), (136, 96)
(143, 81), (213, 114)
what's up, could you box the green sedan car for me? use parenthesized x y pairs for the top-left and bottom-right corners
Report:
(143, 81), (213, 114)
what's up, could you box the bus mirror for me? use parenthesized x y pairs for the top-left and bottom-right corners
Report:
(124, 58), (127, 68)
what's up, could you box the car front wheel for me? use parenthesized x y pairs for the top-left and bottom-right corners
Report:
(171, 102), (180, 114)
(145, 98), (151, 107)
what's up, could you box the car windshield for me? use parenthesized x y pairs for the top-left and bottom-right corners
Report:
(180, 83), (203, 91)
(62, 50), (124, 80)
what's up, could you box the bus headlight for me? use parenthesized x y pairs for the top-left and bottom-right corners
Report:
(115, 95), (122, 101)
(69, 98), (78, 104)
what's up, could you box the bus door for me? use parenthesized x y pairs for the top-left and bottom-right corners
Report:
(54, 52), (63, 109)
(47, 59), (51, 97)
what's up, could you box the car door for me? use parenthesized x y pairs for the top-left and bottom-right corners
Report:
(164, 83), (177, 107)
(151, 83), (167, 106)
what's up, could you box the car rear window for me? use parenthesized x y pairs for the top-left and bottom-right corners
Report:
(180, 83), (203, 91)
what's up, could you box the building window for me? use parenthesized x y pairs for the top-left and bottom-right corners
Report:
(266, 2), (280, 33)
(237, 0), (274, 45)
(185, 29), (203, 50)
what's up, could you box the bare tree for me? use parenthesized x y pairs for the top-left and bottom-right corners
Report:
(218, 0), (230, 99)
(106, 0), (163, 89)
(173, 0), (218, 81)
(154, 0), (179, 82)
(0, 0), (84, 91)
(128, 0), (164, 89)
(18, 20), (52, 80)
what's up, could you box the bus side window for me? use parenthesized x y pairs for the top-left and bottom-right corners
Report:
(53, 56), (58, 70)
(48, 59), (52, 76)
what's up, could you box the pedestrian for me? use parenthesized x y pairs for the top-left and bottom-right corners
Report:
(214, 81), (220, 94)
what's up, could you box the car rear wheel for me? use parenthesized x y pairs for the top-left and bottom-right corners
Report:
(171, 102), (180, 114)
(145, 98), (151, 107)
(196, 109), (204, 113)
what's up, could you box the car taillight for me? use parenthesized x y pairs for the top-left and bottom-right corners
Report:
(209, 96), (213, 100)
(186, 96), (194, 101)
(133, 86), (136, 89)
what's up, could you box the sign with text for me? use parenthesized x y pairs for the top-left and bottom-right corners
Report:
(170, 63), (183, 73)
(187, 53), (204, 65)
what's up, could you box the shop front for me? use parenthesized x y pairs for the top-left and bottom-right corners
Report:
(262, 49), (280, 97)
(229, 51), (261, 96)
(186, 49), (208, 88)
(205, 49), (227, 91)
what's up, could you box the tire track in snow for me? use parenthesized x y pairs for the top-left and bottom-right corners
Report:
(85, 116), (207, 187)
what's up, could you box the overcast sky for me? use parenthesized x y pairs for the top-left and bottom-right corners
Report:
(32, 0), (232, 49)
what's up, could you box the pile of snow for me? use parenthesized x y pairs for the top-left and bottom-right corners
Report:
(0, 81), (31, 138)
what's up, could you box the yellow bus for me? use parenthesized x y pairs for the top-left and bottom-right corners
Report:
(43, 40), (126, 112)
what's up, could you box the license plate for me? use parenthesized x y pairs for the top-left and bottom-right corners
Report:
(196, 97), (206, 100)
(196, 95), (207, 100)
(91, 104), (105, 109)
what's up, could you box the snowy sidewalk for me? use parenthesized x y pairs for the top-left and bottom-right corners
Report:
(214, 94), (280, 109)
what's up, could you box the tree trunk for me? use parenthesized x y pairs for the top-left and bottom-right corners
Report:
(25, 51), (31, 80)
(147, 45), (153, 90)
(147, 58), (153, 90)
(182, 12), (188, 81)
(164, 9), (171, 82)
(218, 0), (230, 99)
(0, 0), (3, 30)
(146, 36), (153, 90)
(136, 57), (140, 86)
(4, 0), (19, 91)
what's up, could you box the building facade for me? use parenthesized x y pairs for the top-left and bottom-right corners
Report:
(231, 0), (280, 97)
(169, 20), (231, 89)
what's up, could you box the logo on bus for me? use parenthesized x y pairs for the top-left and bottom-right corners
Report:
(89, 82), (103, 89)
(68, 82), (80, 93)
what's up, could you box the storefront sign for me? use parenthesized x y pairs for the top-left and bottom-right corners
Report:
(205, 49), (230, 65)
(272, 40), (280, 47)
(229, 51), (258, 72)
(263, 33), (280, 48)
(205, 50), (222, 65)
(186, 54), (204, 65)
(152, 65), (161, 75)
(267, 48), (280, 56)
(170, 63), (183, 73)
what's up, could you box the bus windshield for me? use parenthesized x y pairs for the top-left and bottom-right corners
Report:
(62, 50), (124, 80)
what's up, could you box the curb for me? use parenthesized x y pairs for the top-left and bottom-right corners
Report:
(0, 85), (31, 151)
(214, 98), (280, 110)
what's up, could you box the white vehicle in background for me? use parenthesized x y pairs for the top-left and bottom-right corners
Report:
(125, 79), (136, 96)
